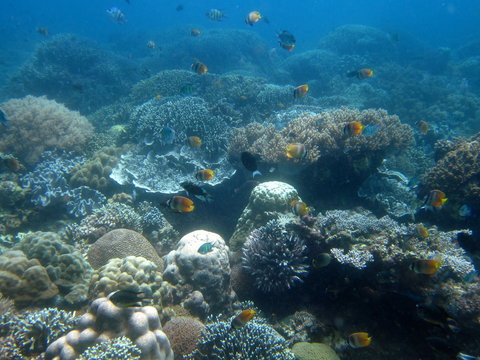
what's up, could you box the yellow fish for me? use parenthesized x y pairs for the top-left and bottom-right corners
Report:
(286, 143), (307, 160)
(231, 309), (256, 330)
(348, 332), (372, 348)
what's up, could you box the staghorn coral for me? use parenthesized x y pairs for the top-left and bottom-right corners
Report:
(0, 96), (93, 165)
(0, 293), (14, 316)
(186, 314), (295, 360)
(6, 33), (139, 114)
(86, 229), (163, 270)
(78, 337), (141, 360)
(14, 231), (93, 307)
(228, 108), (413, 165)
(45, 296), (173, 360)
(1, 308), (77, 356)
(242, 220), (310, 293)
(0, 250), (59, 305)
(421, 134), (480, 214)
(162, 316), (204, 360)
(89, 256), (165, 309)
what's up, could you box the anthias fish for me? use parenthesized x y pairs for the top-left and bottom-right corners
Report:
(231, 309), (256, 330)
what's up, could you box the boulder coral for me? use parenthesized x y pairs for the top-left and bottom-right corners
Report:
(162, 317), (204, 360)
(0, 96), (93, 165)
(229, 181), (300, 251)
(163, 230), (233, 314)
(45, 296), (174, 360)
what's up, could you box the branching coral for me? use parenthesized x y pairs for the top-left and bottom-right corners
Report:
(421, 133), (480, 213)
(229, 108), (413, 164)
(186, 314), (295, 360)
(242, 220), (310, 293)
(0, 96), (93, 165)
(78, 337), (141, 360)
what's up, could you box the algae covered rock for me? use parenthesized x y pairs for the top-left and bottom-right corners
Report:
(229, 181), (299, 251)
(292, 342), (340, 360)
(87, 228), (163, 271)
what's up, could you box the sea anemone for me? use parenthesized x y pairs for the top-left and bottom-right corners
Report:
(242, 220), (310, 293)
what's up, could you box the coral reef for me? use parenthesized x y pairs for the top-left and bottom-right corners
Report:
(162, 316), (204, 360)
(229, 108), (413, 165)
(274, 311), (321, 346)
(229, 181), (299, 251)
(87, 229), (163, 270)
(89, 256), (165, 309)
(0, 250), (59, 305)
(0, 96), (93, 165)
(69, 145), (125, 190)
(421, 134), (480, 215)
(45, 296), (174, 360)
(291, 342), (340, 360)
(1, 308), (77, 356)
(14, 231), (92, 306)
(163, 230), (233, 314)
(6, 34), (139, 113)
(186, 314), (295, 360)
(78, 337), (141, 360)
(242, 220), (310, 293)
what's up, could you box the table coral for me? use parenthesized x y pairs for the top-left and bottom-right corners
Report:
(45, 296), (174, 360)
(163, 230), (233, 314)
(229, 181), (300, 251)
(0, 96), (93, 165)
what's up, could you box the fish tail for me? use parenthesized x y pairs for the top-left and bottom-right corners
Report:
(457, 353), (478, 360)
(252, 170), (262, 178)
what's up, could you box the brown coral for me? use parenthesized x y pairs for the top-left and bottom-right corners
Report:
(162, 316), (204, 360)
(228, 108), (413, 164)
(0, 96), (93, 165)
(421, 133), (480, 210)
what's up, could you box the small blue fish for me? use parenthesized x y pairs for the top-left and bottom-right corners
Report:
(0, 108), (9, 127)
(161, 126), (176, 145)
(198, 242), (214, 254)
(362, 124), (379, 136)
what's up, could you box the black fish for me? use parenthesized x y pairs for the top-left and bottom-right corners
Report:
(176, 4), (184, 11)
(278, 30), (295, 45)
(241, 151), (261, 178)
(416, 303), (460, 332)
(180, 181), (212, 201)
(426, 337), (477, 360)
(108, 289), (145, 308)
(0, 108), (9, 127)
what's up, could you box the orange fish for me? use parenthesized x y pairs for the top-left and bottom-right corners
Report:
(245, 10), (262, 25)
(343, 121), (364, 135)
(192, 61), (208, 75)
(196, 169), (214, 181)
(348, 332), (372, 348)
(416, 224), (429, 239)
(187, 136), (202, 148)
(280, 42), (295, 51)
(191, 28), (201, 37)
(417, 120), (429, 135)
(347, 68), (374, 79)
(293, 84), (309, 99)
(285, 143), (307, 160)
(410, 259), (441, 275)
(166, 196), (195, 212)
(424, 190), (447, 210)
(291, 200), (309, 217)
(231, 309), (256, 329)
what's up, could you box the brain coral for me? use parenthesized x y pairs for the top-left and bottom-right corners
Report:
(163, 316), (204, 360)
(86, 228), (163, 271)
(0, 95), (93, 164)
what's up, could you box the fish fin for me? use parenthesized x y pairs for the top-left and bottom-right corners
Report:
(457, 353), (478, 360)
(252, 170), (262, 178)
